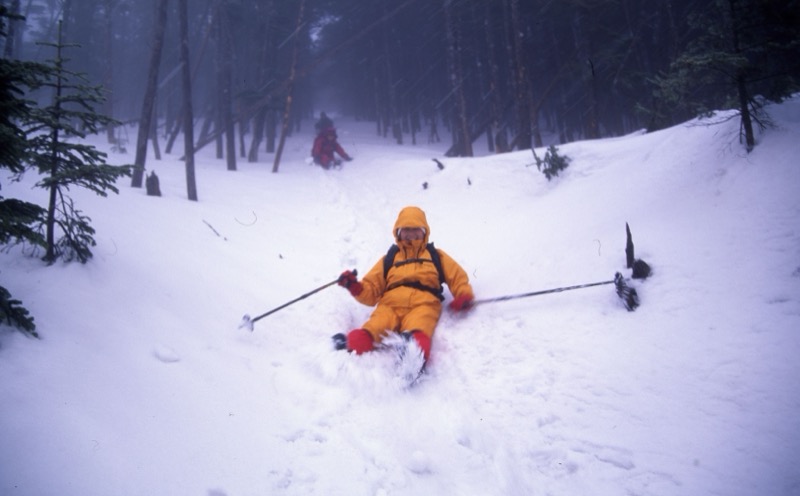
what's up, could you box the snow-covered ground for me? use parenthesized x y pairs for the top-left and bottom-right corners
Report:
(2, 97), (800, 496)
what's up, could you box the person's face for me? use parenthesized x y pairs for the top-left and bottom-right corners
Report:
(399, 227), (425, 241)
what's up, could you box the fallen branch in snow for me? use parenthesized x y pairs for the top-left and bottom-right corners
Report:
(235, 211), (258, 226)
(203, 220), (227, 241)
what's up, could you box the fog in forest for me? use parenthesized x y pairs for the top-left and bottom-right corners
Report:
(2, 0), (798, 158)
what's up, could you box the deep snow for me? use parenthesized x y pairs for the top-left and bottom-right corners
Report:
(1, 96), (800, 496)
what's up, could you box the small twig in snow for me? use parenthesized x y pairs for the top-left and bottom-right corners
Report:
(203, 220), (228, 241)
(235, 211), (258, 226)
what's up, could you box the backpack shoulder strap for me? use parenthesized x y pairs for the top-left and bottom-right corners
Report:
(426, 243), (446, 286)
(383, 244), (400, 279)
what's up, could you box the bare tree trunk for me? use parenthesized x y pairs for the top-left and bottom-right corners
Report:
(178, 0), (197, 200)
(248, 107), (266, 162)
(382, 2), (402, 145)
(238, 115), (247, 158)
(216, 0), (236, 170)
(499, 0), (516, 143)
(410, 109), (418, 145)
(102, 0), (115, 144)
(373, 68), (384, 136)
(44, 21), (66, 263)
(726, 0), (754, 152)
(272, 0), (305, 173)
(585, 58), (599, 140)
(4, 0), (21, 58)
(428, 113), (440, 143)
(509, 0), (532, 150)
(265, 109), (276, 153)
(166, 8), (214, 155)
(443, 0), (472, 157)
(215, 117), (223, 159)
(165, 118), (181, 154)
(164, 90), (176, 146)
(483, 1), (505, 153)
(198, 115), (214, 146)
(131, 0), (168, 188)
(572, 8), (599, 140)
(246, 0), (275, 162)
(735, 75), (755, 152)
(150, 97), (162, 160)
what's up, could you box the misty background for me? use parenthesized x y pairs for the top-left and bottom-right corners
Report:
(3, 0), (798, 165)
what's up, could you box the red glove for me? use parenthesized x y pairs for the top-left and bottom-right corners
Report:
(338, 270), (362, 296)
(346, 328), (374, 354)
(449, 294), (474, 312)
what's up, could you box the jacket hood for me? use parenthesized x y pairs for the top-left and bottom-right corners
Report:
(393, 206), (430, 243)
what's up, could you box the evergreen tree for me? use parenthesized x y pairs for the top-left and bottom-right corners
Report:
(0, 7), (47, 336)
(652, 0), (800, 151)
(25, 21), (131, 264)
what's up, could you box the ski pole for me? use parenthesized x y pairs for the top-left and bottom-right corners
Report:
(472, 272), (639, 311)
(240, 270), (356, 331)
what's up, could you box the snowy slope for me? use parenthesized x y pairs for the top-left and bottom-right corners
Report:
(1, 97), (799, 496)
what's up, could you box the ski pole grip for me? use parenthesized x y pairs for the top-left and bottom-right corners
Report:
(338, 268), (358, 289)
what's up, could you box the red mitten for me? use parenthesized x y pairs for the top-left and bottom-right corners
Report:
(449, 294), (474, 312)
(346, 328), (374, 354)
(337, 270), (363, 296)
(410, 331), (432, 361)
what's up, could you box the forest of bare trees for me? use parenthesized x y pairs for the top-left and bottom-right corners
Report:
(3, 0), (799, 164)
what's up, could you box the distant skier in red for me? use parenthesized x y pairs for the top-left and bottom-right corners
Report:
(312, 126), (352, 169)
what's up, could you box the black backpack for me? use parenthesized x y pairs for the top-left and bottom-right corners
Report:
(382, 242), (446, 301)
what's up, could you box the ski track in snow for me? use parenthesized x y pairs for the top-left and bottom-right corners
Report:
(221, 140), (658, 495)
(257, 142), (691, 495)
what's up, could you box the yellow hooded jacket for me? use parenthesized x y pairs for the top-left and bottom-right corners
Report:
(354, 206), (473, 338)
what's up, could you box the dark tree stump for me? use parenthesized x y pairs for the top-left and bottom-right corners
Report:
(632, 259), (652, 279)
(146, 171), (162, 197)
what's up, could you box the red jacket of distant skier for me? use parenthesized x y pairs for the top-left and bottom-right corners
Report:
(312, 127), (350, 168)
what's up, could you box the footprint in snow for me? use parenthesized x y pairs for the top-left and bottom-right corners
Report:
(153, 344), (181, 363)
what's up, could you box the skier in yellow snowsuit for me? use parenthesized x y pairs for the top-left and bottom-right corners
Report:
(337, 206), (474, 360)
